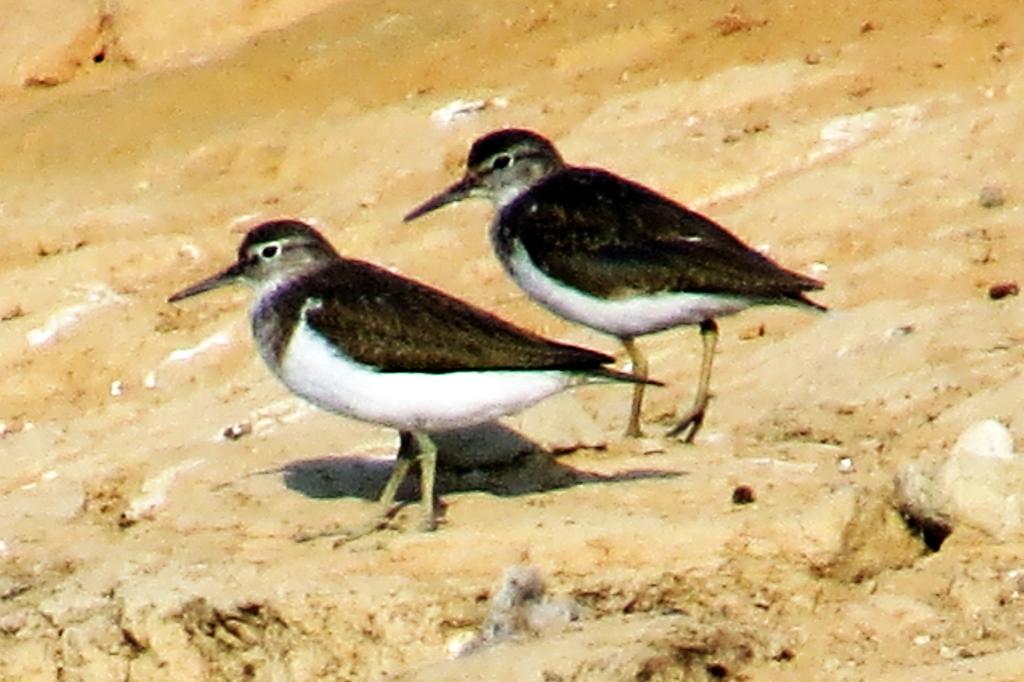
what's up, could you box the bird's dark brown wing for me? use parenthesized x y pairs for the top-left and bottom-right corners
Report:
(502, 168), (825, 304)
(298, 260), (619, 373)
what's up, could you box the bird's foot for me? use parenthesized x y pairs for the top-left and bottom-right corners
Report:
(292, 504), (403, 545)
(666, 406), (706, 443)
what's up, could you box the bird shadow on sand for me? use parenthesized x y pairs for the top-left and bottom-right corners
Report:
(262, 422), (683, 502)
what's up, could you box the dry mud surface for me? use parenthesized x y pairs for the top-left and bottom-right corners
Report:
(2, 1), (1024, 680)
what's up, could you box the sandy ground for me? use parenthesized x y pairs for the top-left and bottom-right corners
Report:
(2, 1), (1024, 680)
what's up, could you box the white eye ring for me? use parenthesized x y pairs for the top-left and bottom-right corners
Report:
(492, 154), (512, 170)
(260, 244), (280, 259)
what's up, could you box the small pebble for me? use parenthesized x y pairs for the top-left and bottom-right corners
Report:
(222, 421), (253, 441)
(431, 97), (508, 126)
(732, 485), (756, 504)
(888, 323), (915, 338)
(0, 305), (25, 321)
(978, 185), (1006, 208)
(837, 457), (856, 474)
(988, 281), (1019, 300)
(446, 630), (480, 659)
(178, 244), (201, 260)
(738, 323), (766, 340)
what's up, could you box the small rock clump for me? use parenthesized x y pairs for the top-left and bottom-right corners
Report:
(446, 565), (580, 658)
(978, 184), (1006, 208)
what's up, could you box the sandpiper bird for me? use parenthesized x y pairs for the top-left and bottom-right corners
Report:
(405, 128), (825, 441)
(168, 219), (655, 538)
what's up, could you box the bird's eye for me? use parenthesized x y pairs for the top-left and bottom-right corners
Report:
(260, 244), (280, 259)
(492, 154), (512, 170)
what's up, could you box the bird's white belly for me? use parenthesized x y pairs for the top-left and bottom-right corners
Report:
(505, 243), (752, 338)
(277, 320), (572, 432)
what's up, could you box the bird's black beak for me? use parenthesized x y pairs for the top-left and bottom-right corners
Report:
(168, 261), (244, 303)
(404, 174), (478, 222)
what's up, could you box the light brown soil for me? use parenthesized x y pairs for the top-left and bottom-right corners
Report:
(2, 1), (1023, 680)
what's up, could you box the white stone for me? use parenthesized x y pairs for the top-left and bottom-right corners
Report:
(938, 421), (1023, 538)
(895, 420), (1024, 541)
(951, 419), (1014, 461)
(178, 243), (201, 260)
(445, 630), (480, 659)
